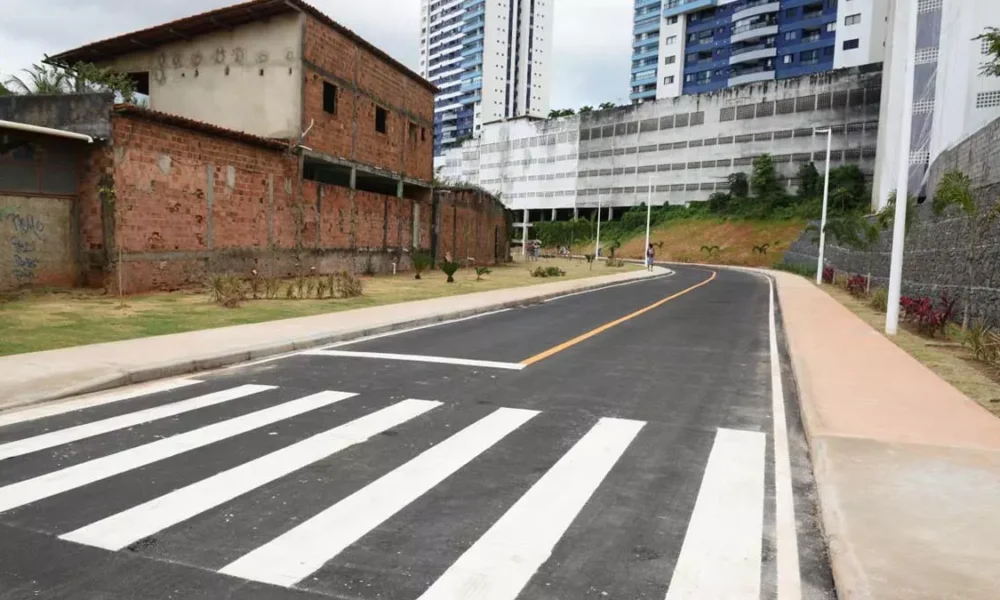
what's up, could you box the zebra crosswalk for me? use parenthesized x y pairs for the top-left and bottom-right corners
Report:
(0, 381), (772, 599)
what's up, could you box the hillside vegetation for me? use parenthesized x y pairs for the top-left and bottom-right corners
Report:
(536, 154), (870, 267)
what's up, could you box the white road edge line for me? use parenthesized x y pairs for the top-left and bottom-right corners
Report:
(0, 390), (356, 514)
(664, 428), (767, 600)
(0, 378), (203, 428)
(219, 309), (513, 370)
(219, 407), (539, 588)
(301, 350), (526, 371)
(542, 273), (672, 303)
(418, 417), (644, 600)
(769, 276), (803, 600)
(0, 385), (273, 460)
(61, 399), (441, 551)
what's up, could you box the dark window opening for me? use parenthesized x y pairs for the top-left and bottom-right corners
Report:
(421, 127), (426, 141)
(843, 39), (860, 50)
(322, 81), (337, 114)
(127, 72), (150, 96)
(408, 122), (418, 144)
(375, 106), (388, 134)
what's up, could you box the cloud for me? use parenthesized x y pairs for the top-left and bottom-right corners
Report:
(0, 0), (633, 107)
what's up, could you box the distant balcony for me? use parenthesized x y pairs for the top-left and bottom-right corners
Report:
(732, 0), (780, 22)
(662, 0), (717, 19)
(731, 22), (778, 43)
(729, 66), (775, 86)
(729, 46), (776, 64)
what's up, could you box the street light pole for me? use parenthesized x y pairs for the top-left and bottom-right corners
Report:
(644, 176), (653, 252)
(885, 1), (918, 336)
(815, 128), (832, 285)
(521, 208), (529, 260)
(594, 196), (603, 259)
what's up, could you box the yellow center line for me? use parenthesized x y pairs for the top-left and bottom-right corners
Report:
(520, 270), (718, 367)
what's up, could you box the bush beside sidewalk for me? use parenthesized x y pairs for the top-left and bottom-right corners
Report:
(0, 266), (666, 414)
(772, 270), (1000, 600)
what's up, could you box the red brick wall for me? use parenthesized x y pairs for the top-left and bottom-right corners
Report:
(302, 16), (434, 182)
(434, 189), (509, 266)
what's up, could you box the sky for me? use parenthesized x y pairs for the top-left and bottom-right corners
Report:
(0, 0), (635, 109)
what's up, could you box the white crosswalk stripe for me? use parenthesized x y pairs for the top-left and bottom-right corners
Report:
(219, 406), (540, 588)
(417, 417), (645, 600)
(0, 384), (273, 460)
(0, 384), (775, 599)
(0, 390), (355, 514)
(664, 428), (767, 600)
(60, 399), (441, 551)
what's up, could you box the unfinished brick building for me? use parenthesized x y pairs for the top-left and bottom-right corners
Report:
(0, 0), (509, 293)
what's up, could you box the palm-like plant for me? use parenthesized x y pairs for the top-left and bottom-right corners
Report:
(578, 105), (593, 114)
(598, 102), (616, 110)
(4, 63), (70, 95)
(933, 170), (1000, 329)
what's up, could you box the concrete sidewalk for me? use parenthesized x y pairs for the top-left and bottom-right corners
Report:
(0, 267), (668, 413)
(772, 270), (1000, 600)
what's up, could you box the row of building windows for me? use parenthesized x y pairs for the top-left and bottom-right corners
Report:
(477, 145), (877, 187)
(579, 121), (878, 158)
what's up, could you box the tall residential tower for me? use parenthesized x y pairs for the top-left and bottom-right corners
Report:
(630, 0), (886, 103)
(420, 0), (553, 156)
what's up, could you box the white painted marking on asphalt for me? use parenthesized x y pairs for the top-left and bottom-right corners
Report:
(61, 399), (440, 551)
(324, 309), (512, 349)
(768, 277), (803, 600)
(0, 379), (203, 429)
(220, 309), (513, 370)
(0, 385), (272, 460)
(0, 391), (355, 514)
(542, 273), (671, 302)
(301, 350), (526, 371)
(418, 417), (645, 600)
(664, 428), (766, 600)
(219, 407), (539, 588)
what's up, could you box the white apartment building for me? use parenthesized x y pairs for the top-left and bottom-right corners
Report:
(419, 0), (554, 156)
(873, 0), (1000, 208)
(438, 67), (883, 217)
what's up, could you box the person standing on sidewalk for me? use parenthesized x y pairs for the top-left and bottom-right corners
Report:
(645, 243), (655, 271)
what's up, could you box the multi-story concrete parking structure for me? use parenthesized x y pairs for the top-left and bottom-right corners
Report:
(630, 0), (886, 104)
(420, 0), (554, 156)
(438, 67), (882, 218)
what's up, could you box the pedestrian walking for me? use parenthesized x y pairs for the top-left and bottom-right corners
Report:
(645, 243), (655, 271)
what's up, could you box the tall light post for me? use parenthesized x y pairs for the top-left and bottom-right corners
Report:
(885, 1), (919, 336)
(594, 196), (603, 259)
(815, 127), (832, 285)
(521, 208), (529, 260)
(644, 176), (653, 253)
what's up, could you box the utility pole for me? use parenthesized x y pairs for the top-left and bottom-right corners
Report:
(815, 128), (832, 285)
(885, 0), (918, 336)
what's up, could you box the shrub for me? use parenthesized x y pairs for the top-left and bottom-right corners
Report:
(264, 276), (281, 300)
(531, 266), (565, 278)
(284, 284), (296, 299)
(295, 275), (307, 299)
(207, 275), (227, 303)
(249, 270), (264, 299)
(440, 260), (461, 283)
(605, 258), (625, 267)
(773, 262), (814, 278)
(822, 266), (834, 284)
(846, 274), (868, 298)
(412, 251), (432, 280)
(832, 271), (849, 289)
(207, 274), (245, 307)
(475, 267), (492, 281)
(316, 278), (329, 299)
(333, 270), (364, 298)
(584, 254), (595, 270)
(900, 293), (956, 337)
(965, 321), (1000, 364)
(305, 278), (317, 299)
(752, 244), (770, 255)
(870, 287), (889, 311)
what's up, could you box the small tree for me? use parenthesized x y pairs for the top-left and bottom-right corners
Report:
(828, 165), (869, 213)
(728, 172), (749, 200)
(578, 105), (593, 114)
(796, 163), (821, 199)
(411, 250), (432, 280)
(976, 27), (1000, 77)
(933, 170), (1000, 329)
(598, 102), (616, 110)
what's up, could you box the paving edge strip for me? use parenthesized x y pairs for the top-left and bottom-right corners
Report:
(3, 268), (673, 413)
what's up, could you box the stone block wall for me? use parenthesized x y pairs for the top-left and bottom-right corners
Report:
(784, 117), (1000, 326)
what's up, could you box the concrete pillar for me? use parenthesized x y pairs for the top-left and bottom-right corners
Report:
(397, 180), (404, 197)
(349, 168), (357, 189)
(573, 207), (579, 220)
(551, 208), (557, 221)
(608, 206), (614, 220)
(521, 208), (529, 259)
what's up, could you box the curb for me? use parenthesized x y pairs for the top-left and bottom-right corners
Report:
(4, 267), (673, 413)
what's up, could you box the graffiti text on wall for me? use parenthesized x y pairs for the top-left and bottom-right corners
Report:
(1, 207), (42, 283)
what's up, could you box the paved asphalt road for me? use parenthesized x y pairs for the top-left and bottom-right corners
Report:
(0, 265), (836, 600)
